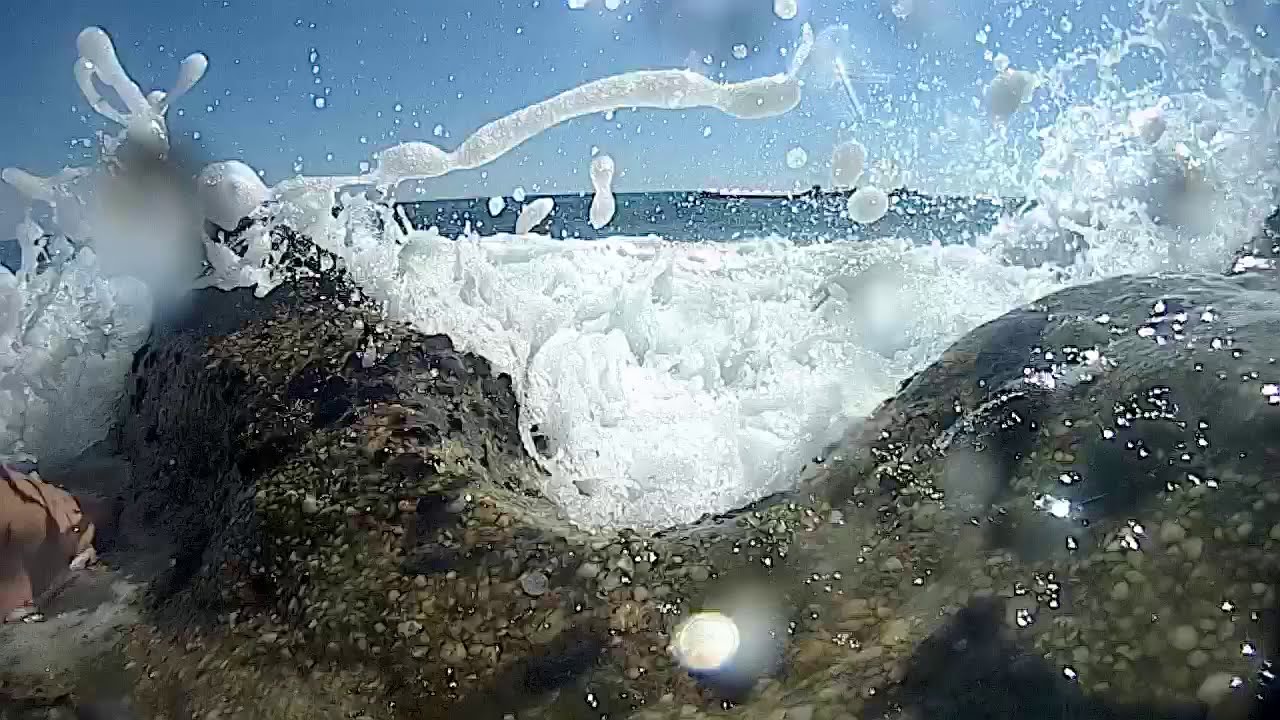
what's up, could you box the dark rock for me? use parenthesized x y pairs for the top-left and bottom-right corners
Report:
(82, 217), (1280, 720)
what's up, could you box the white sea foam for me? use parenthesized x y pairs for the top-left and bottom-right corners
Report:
(1, 3), (1278, 529)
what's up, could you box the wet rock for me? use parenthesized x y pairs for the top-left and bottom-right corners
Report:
(1159, 521), (1187, 544)
(1110, 581), (1130, 601)
(1169, 625), (1199, 652)
(520, 571), (549, 597)
(106, 223), (1280, 719)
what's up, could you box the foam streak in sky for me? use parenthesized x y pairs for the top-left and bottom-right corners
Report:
(368, 24), (816, 187)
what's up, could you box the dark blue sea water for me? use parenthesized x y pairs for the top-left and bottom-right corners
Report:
(1, 190), (1019, 272)
(402, 188), (1017, 243)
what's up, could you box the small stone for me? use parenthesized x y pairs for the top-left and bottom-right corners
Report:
(1182, 537), (1204, 561)
(1160, 521), (1187, 544)
(529, 608), (568, 644)
(610, 602), (642, 632)
(1170, 625), (1199, 651)
(1187, 649), (1209, 668)
(1110, 581), (1131, 601)
(301, 494), (319, 514)
(1072, 646), (1090, 664)
(441, 640), (468, 663)
(1236, 522), (1253, 539)
(1197, 672), (1236, 706)
(632, 586), (651, 602)
(880, 618), (910, 644)
(600, 571), (623, 592)
(576, 562), (602, 579)
(881, 557), (905, 572)
(520, 571), (549, 596)
(1270, 523), (1280, 542)
(689, 566), (710, 582)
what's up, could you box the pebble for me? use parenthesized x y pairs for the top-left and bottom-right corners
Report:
(1196, 672), (1237, 706)
(1170, 625), (1199, 651)
(1270, 523), (1280, 542)
(1159, 521), (1187, 544)
(1110, 581), (1130, 601)
(1182, 537), (1204, 561)
(1187, 649), (1209, 668)
(689, 566), (710, 582)
(576, 562), (602, 579)
(441, 640), (468, 663)
(601, 571), (623, 592)
(881, 557), (905, 572)
(520, 571), (549, 596)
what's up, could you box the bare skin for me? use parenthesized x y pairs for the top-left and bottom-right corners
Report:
(0, 465), (97, 622)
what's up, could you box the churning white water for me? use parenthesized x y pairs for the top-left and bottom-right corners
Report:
(2, 3), (1278, 529)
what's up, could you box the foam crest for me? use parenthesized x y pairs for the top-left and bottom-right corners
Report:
(70, 27), (208, 154)
(306, 199), (1064, 528)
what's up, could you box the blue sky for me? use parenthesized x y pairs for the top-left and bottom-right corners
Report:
(0, 0), (1274, 229)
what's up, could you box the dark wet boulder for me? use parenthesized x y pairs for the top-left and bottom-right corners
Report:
(102, 219), (1280, 720)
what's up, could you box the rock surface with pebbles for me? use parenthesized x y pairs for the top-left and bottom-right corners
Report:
(9, 214), (1280, 720)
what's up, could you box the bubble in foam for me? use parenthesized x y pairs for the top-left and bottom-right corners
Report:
(989, 65), (1038, 121)
(785, 146), (808, 169)
(515, 197), (555, 234)
(197, 160), (270, 231)
(588, 154), (617, 230)
(732, 44), (749, 60)
(774, 0), (797, 21)
(847, 186), (889, 223)
(1128, 102), (1168, 143)
(830, 140), (864, 188)
(487, 196), (506, 217)
(374, 141), (451, 181)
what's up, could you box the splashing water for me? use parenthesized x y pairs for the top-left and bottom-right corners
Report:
(2, 3), (1278, 529)
(803, 24), (895, 121)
